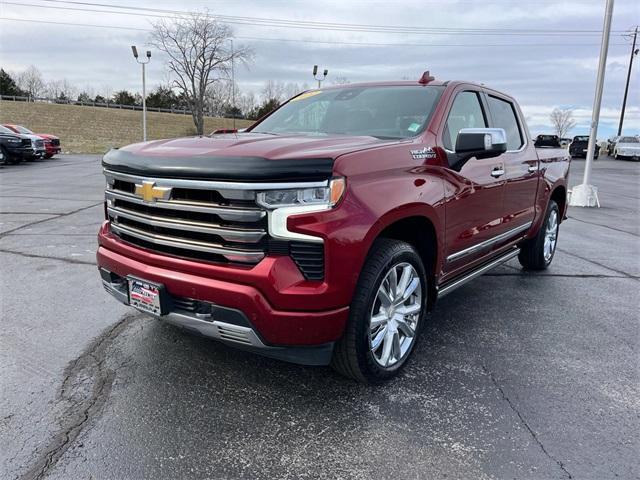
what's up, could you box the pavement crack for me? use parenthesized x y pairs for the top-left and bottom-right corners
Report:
(0, 202), (103, 238)
(0, 248), (95, 266)
(556, 248), (639, 281)
(18, 313), (139, 480)
(567, 216), (639, 237)
(481, 364), (573, 479)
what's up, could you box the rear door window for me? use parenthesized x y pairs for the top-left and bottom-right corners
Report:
(487, 96), (524, 150)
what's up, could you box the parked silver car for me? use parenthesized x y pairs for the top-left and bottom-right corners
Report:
(613, 136), (640, 160)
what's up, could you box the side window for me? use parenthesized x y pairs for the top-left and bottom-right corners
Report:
(443, 91), (487, 151)
(487, 96), (524, 150)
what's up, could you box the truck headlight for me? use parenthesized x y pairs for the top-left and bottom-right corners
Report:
(256, 177), (346, 209)
(258, 177), (346, 243)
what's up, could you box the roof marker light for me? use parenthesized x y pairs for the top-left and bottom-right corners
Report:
(418, 71), (435, 84)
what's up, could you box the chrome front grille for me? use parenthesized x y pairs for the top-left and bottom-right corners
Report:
(35, 139), (44, 149)
(104, 169), (268, 264)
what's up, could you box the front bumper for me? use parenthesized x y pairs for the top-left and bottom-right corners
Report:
(44, 143), (61, 155)
(617, 151), (640, 159)
(25, 148), (46, 159)
(97, 234), (350, 364)
(100, 266), (335, 365)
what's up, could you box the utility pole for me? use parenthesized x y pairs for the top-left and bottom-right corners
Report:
(570, 0), (614, 208)
(617, 26), (638, 136)
(312, 65), (329, 89)
(131, 46), (151, 142)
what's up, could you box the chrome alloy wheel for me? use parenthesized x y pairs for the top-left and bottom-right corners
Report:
(544, 209), (559, 262)
(369, 262), (422, 368)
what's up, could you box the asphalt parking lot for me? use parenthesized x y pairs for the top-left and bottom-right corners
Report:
(0, 154), (638, 480)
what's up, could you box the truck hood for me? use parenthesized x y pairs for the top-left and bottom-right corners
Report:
(120, 133), (394, 159)
(103, 133), (398, 182)
(37, 133), (59, 141)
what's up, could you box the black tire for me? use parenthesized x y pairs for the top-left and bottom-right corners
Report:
(518, 200), (560, 270)
(331, 238), (428, 384)
(0, 146), (8, 165)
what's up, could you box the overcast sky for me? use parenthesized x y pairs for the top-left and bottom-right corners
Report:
(1, 0), (638, 138)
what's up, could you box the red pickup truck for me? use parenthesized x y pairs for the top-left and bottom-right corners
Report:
(98, 74), (569, 383)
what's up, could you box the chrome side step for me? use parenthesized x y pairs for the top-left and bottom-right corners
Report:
(438, 248), (520, 298)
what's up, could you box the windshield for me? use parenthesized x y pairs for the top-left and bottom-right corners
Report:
(574, 136), (589, 141)
(14, 125), (33, 134)
(251, 85), (444, 139)
(0, 125), (17, 134)
(619, 137), (638, 143)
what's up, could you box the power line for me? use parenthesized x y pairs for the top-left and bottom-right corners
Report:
(0, 17), (629, 48)
(6, 0), (629, 36)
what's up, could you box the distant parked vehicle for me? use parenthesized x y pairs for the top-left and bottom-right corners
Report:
(0, 125), (33, 164)
(559, 137), (572, 148)
(613, 136), (640, 161)
(569, 135), (599, 159)
(3, 124), (60, 158)
(534, 134), (561, 148)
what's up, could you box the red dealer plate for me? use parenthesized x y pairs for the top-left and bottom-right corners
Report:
(128, 277), (164, 316)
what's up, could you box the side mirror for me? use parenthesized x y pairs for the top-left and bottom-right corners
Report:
(455, 128), (507, 159)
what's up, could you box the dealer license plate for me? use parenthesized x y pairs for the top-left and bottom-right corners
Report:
(128, 277), (165, 316)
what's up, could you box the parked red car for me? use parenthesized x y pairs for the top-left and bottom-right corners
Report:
(97, 74), (570, 383)
(2, 124), (61, 158)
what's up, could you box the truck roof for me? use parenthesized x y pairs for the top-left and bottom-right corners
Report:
(317, 79), (487, 90)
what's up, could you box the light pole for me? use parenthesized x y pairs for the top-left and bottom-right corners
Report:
(569, 0), (614, 208)
(131, 45), (151, 142)
(617, 26), (638, 136)
(230, 39), (236, 130)
(312, 65), (328, 89)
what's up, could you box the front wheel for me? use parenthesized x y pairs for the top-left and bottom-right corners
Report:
(331, 239), (428, 383)
(518, 200), (560, 270)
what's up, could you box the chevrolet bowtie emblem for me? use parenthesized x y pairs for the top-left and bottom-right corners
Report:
(134, 181), (171, 203)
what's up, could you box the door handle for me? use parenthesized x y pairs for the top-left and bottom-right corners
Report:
(528, 165), (538, 173)
(491, 167), (505, 178)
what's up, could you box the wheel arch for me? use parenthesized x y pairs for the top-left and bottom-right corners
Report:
(362, 207), (442, 309)
(550, 184), (567, 221)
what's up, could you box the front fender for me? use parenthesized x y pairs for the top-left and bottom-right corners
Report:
(287, 168), (446, 306)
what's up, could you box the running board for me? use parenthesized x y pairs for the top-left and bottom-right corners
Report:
(437, 248), (520, 298)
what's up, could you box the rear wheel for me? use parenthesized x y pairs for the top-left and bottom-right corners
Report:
(518, 200), (559, 270)
(331, 238), (427, 383)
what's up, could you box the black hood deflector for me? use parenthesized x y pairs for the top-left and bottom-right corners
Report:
(102, 149), (335, 182)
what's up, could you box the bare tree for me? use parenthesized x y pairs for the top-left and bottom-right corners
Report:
(150, 11), (251, 135)
(17, 65), (45, 98)
(331, 76), (350, 85)
(238, 91), (257, 117)
(549, 108), (576, 138)
(262, 80), (286, 103)
(45, 78), (77, 100)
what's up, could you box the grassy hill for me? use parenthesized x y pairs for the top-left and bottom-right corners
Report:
(0, 100), (253, 154)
